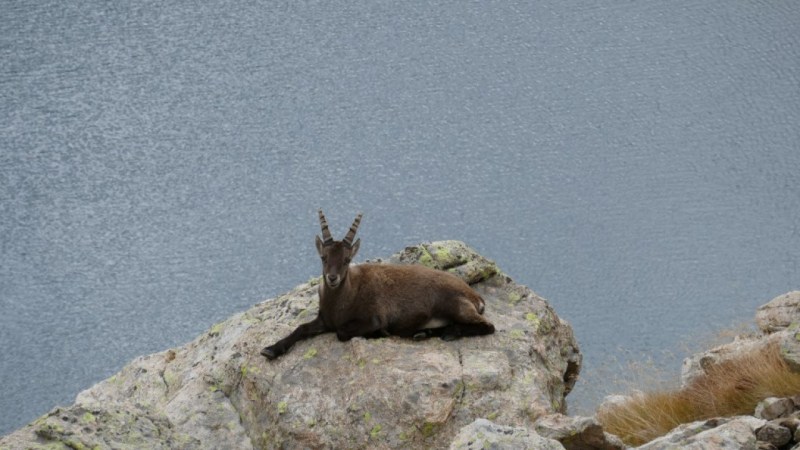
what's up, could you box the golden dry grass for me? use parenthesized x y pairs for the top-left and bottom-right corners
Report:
(596, 340), (800, 446)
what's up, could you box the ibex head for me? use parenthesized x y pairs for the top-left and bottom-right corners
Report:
(315, 210), (362, 289)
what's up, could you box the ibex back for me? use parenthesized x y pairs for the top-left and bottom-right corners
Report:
(260, 210), (495, 360)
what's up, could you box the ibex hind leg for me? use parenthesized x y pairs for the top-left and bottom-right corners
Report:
(440, 297), (495, 341)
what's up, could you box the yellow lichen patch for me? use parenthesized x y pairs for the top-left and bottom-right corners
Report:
(303, 348), (318, 359)
(418, 246), (435, 267)
(209, 322), (224, 337)
(525, 312), (540, 331)
(240, 364), (259, 377)
(277, 401), (288, 415)
(369, 424), (383, 439)
(80, 412), (96, 424)
(420, 421), (439, 438)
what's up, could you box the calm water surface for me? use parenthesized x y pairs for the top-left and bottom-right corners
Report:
(2, 0), (799, 435)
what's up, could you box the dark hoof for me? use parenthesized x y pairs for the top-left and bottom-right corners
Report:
(260, 347), (278, 360)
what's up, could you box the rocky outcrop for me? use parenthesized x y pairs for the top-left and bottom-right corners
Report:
(0, 241), (581, 450)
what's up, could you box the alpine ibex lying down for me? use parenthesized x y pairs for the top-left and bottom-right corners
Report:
(260, 210), (495, 360)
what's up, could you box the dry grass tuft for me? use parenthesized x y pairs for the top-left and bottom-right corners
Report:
(596, 340), (800, 446)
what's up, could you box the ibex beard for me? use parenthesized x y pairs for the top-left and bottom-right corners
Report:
(260, 210), (495, 360)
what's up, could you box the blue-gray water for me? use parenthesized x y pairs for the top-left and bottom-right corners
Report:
(2, 0), (799, 435)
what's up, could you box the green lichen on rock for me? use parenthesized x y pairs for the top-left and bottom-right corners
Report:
(80, 412), (96, 424)
(369, 424), (383, 439)
(421, 421), (440, 438)
(525, 312), (540, 328)
(208, 322), (224, 337)
(303, 347), (318, 359)
(418, 246), (435, 267)
(277, 401), (288, 415)
(509, 329), (526, 339)
(34, 422), (66, 440)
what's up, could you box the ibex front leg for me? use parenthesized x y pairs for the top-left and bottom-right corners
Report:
(261, 316), (329, 360)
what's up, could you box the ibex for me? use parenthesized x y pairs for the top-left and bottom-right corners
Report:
(260, 210), (495, 360)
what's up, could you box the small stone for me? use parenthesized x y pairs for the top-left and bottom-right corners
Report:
(756, 397), (795, 420)
(756, 422), (792, 447)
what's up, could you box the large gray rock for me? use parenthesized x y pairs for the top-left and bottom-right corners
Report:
(756, 291), (800, 334)
(449, 418), (565, 450)
(635, 416), (765, 450)
(0, 241), (581, 450)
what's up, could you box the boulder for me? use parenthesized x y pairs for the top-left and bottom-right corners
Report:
(448, 418), (564, 450)
(756, 291), (800, 334)
(755, 397), (795, 421)
(635, 416), (765, 450)
(755, 421), (792, 448)
(0, 241), (581, 450)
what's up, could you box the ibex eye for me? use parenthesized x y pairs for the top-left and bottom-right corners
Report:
(321, 256), (328, 262)
(344, 258), (351, 264)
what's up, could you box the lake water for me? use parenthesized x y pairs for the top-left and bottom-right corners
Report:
(2, 0), (798, 435)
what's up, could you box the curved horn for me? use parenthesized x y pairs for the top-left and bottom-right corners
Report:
(343, 213), (362, 247)
(318, 209), (334, 245)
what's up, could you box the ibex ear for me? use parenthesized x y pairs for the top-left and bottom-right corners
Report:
(315, 235), (325, 256)
(349, 238), (360, 258)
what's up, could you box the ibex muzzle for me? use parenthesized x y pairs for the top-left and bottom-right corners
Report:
(260, 210), (494, 360)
